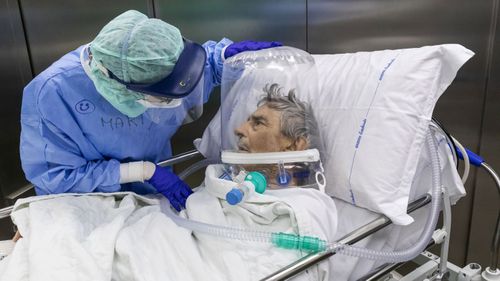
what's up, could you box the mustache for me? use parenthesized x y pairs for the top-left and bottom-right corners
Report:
(237, 140), (249, 152)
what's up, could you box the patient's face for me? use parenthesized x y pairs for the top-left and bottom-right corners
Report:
(234, 105), (292, 153)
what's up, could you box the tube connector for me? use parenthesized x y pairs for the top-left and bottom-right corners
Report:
(432, 229), (448, 244)
(455, 147), (484, 167)
(271, 232), (327, 253)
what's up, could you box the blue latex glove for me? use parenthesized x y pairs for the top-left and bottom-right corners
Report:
(147, 165), (193, 211)
(224, 41), (283, 59)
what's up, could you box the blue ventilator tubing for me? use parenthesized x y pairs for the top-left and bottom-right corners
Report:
(455, 147), (484, 167)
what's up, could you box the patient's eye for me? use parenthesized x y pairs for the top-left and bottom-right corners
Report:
(250, 115), (267, 129)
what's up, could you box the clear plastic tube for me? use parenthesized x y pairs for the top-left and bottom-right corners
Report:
(178, 158), (218, 180)
(160, 200), (272, 243)
(451, 136), (470, 184)
(162, 200), (329, 253)
(161, 130), (443, 262)
(330, 131), (443, 262)
(430, 120), (458, 168)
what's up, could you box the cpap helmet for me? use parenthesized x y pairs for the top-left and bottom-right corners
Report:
(219, 46), (326, 192)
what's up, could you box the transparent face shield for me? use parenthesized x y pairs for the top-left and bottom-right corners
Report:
(138, 73), (204, 125)
(219, 46), (325, 191)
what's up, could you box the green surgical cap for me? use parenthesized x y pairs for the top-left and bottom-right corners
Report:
(90, 10), (184, 84)
(86, 10), (184, 117)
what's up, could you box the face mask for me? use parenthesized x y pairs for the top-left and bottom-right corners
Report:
(80, 44), (147, 118)
(137, 95), (183, 109)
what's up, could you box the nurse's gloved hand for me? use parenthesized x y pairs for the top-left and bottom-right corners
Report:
(147, 165), (193, 211)
(224, 41), (283, 59)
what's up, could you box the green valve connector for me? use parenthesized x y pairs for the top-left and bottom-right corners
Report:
(245, 171), (267, 194)
(271, 232), (327, 253)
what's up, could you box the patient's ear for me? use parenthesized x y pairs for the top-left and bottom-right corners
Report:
(286, 137), (309, 151)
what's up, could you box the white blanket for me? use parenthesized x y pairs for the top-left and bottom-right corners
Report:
(0, 164), (338, 281)
(187, 165), (338, 281)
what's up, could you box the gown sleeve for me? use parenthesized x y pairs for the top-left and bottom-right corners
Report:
(201, 38), (233, 102)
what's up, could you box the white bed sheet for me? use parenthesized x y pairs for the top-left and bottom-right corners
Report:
(0, 165), (338, 281)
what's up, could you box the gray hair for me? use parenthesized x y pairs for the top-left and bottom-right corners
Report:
(258, 83), (319, 149)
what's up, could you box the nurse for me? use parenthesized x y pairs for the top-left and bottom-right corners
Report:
(19, 10), (281, 211)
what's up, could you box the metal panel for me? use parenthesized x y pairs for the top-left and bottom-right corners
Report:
(19, 0), (154, 75)
(155, 0), (306, 47)
(468, 0), (500, 268)
(308, 0), (494, 266)
(155, 0), (307, 180)
(0, 0), (33, 239)
(0, 2), (33, 199)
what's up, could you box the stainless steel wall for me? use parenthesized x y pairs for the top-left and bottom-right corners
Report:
(468, 0), (500, 268)
(19, 0), (155, 75)
(0, 0), (33, 239)
(0, 0), (497, 269)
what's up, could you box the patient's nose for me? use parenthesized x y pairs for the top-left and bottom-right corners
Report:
(234, 123), (247, 138)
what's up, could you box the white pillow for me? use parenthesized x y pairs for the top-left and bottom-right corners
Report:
(195, 44), (473, 225)
(312, 44), (473, 225)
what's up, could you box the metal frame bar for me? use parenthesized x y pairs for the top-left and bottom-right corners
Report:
(260, 195), (432, 281)
(6, 184), (34, 200)
(357, 240), (436, 281)
(356, 241), (436, 281)
(0, 206), (13, 220)
(396, 251), (470, 281)
(158, 149), (201, 167)
(481, 162), (500, 270)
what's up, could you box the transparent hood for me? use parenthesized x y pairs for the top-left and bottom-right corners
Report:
(219, 46), (325, 190)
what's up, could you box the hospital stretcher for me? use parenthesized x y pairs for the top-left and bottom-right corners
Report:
(0, 122), (498, 281)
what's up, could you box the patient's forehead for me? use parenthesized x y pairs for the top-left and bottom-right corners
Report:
(253, 105), (281, 127)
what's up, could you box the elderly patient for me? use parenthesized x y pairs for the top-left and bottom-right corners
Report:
(229, 83), (322, 189)
(235, 83), (316, 153)
(184, 83), (336, 280)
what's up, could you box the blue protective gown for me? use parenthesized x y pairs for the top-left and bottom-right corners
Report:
(20, 39), (231, 195)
